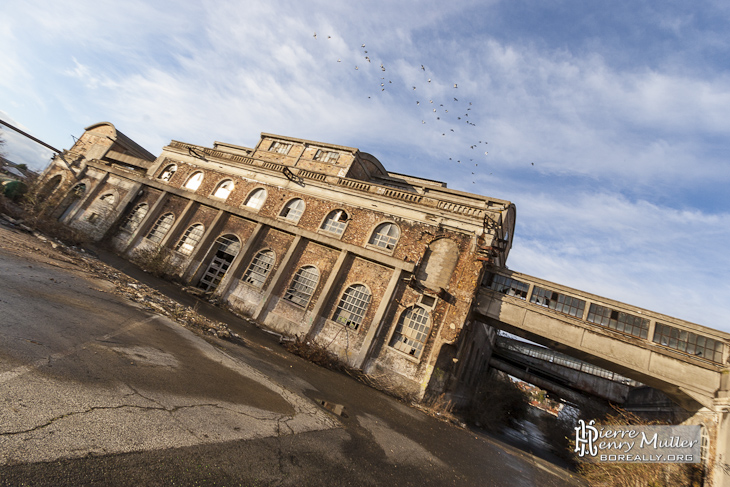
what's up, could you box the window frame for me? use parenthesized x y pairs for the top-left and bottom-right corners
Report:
(243, 188), (267, 211)
(320, 209), (349, 236)
(283, 265), (319, 307)
(332, 283), (372, 330)
(120, 203), (149, 232)
(367, 222), (400, 253)
(146, 213), (175, 244)
(158, 164), (178, 182)
(313, 149), (340, 164)
(389, 306), (431, 359)
(279, 198), (305, 223)
(174, 223), (205, 256)
(242, 249), (276, 289)
(268, 141), (292, 155)
(183, 171), (204, 191)
(211, 179), (234, 200)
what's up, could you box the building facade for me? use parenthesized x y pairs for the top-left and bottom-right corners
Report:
(39, 122), (515, 400)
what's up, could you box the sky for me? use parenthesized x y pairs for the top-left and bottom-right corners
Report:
(1, 1), (728, 332)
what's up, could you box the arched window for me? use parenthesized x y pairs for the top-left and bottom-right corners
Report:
(99, 193), (116, 206)
(389, 306), (430, 358)
(321, 209), (348, 235)
(242, 250), (275, 288)
(175, 223), (205, 255)
(184, 171), (204, 191)
(146, 213), (174, 244)
(369, 222), (400, 250)
(332, 284), (371, 329)
(284, 265), (319, 306)
(279, 198), (305, 223)
(244, 188), (267, 210)
(212, 179), (234, 199)
(158, 164), (177, 181)
(120, 203), (149, 232)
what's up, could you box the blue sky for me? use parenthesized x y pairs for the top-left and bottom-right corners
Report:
(2, 1), (728, 331)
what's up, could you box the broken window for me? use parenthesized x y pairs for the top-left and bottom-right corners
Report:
(530, 285), (585, 319)
(184, 171), (204, 191)
(332, 284), (371, 329)
(586, 304), (649, 339)
(244, 188), (267, 210)
(120, 203), (148, 232)
(653, 323), (723, 363)
(242, 250), (275, 288)
(158, 164), (177, 181)
(175, 223), (205, 256)
(313, 149), (340, 163)
(369, 222), (400, 250)
(483, 273), (529, 300)
(146, 213), (174, 244)
(212, 179), (234, 199)
(284, 265), (319, 307)
(280, 198), (305, 223)
(390, 306), (430, 358)
(321, 209), (348, 235)
(268, 141), (292, 155)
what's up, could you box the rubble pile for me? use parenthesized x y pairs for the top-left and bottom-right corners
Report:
(0, 213), (241, 342)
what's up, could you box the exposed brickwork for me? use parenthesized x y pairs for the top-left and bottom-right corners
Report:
(40, 123), (516, 402)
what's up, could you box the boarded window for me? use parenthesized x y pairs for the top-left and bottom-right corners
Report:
(416, 238), (458, 290)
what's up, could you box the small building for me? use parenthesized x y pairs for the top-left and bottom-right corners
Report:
(38, 122), (515, 401)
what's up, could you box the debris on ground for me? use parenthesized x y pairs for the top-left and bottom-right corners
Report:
(0, 216), (242, 344)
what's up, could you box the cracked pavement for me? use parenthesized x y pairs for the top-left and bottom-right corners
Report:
(0, 225), (583, 486)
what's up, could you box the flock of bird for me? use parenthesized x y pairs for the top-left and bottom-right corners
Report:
(313, 33), (494, 184)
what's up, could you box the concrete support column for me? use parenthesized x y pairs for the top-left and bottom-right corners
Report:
(62, 171), (110, 224)
(213, 222), (265, 300)
(253, 235), (303, 322)
(100, 181), (143, 241)
(307, 249), (349, 337)
(122, 191), (169, 254)
(183, 209), (229, 282)
(353, 267), (403, 369)
(159, 199), (198, 249)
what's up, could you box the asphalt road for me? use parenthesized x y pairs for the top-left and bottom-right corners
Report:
(0, 225), (583, 486)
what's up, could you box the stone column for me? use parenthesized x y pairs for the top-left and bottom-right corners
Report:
(122, 190), (169, 255)
(353, 267), (403, 369)
(213, 222), (265, 300)
(159, 199), (198, 249)
(183, 209), (229, 283)
(252, 235), (303, 322)
(62, 171), (109, 224)
(307, 249), (349, 336)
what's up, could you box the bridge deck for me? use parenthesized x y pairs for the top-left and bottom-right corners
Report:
(474, 266), (730, 411)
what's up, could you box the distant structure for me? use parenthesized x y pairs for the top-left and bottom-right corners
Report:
(37, 122), (515, 400)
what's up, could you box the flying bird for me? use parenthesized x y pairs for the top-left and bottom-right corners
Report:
(313, 32), (317, 38)
(421, 65), (425, 71)
(454, 83), (458, 88)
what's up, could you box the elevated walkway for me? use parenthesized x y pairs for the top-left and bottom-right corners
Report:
(473, 266), (730, 411)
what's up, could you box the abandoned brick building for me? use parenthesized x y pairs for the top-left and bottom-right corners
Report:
(37, 122), (515, 400)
